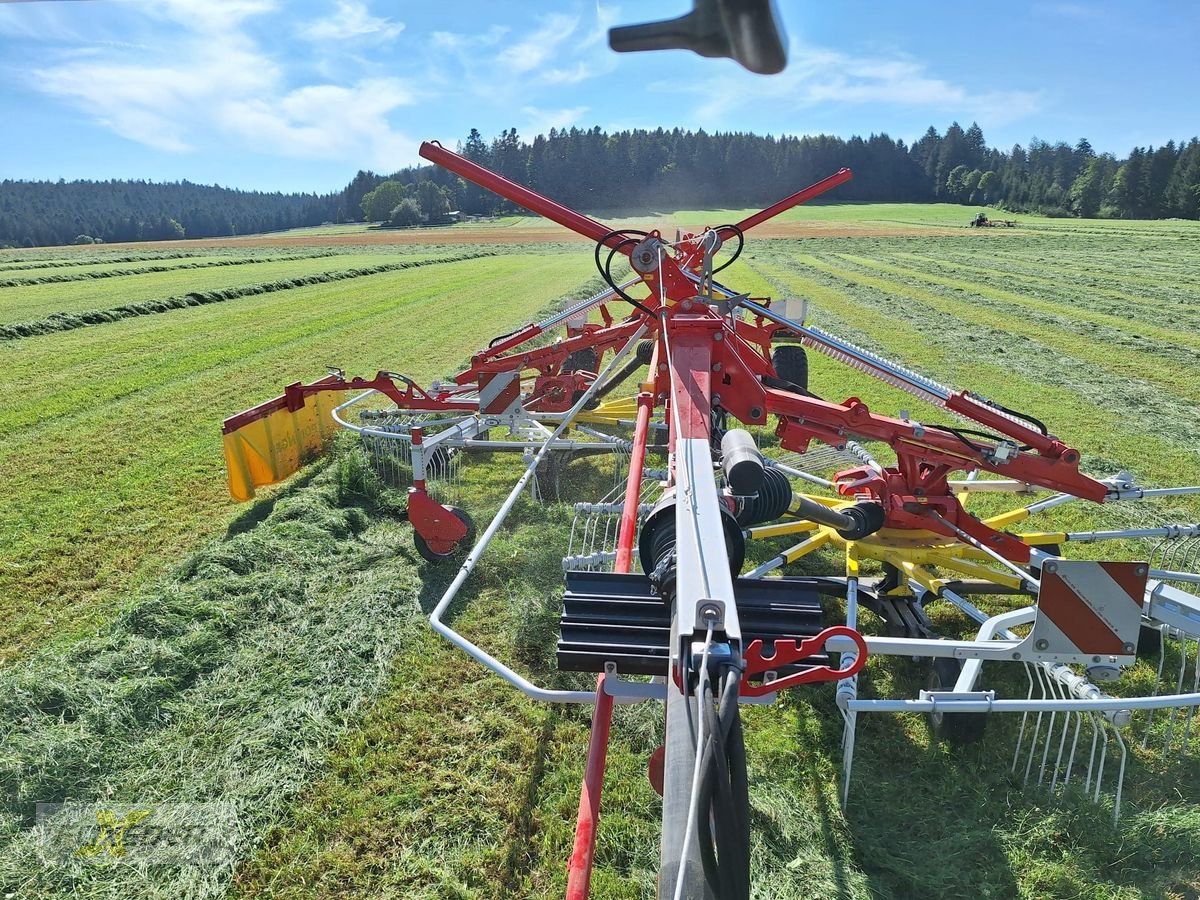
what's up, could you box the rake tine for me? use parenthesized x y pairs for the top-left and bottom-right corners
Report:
(841, 709), (857, 809)
(1142, 624), (1169, 749)
(1013, 663), (1036, 774)
(1084, 713), (1100, 793)
(1111, 724), (1128, 826)
(1185, 639), (1200, 750)
(1049, 676), (1072, 795)
(1164, 630), (1189, 750)
(1093, 717), (1110, 804)
(1024, 665), (1050, 788)
(1061, 710), (1083, 790)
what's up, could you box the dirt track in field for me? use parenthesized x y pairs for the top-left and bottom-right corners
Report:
(67, 220), (966, 253)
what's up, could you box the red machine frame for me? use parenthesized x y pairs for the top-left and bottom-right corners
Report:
(225, 140), (1117, 898)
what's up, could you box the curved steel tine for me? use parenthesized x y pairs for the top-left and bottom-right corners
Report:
(841, 710), (857, 808)
(1111, 724), (1128, 826)
(1013, 663), (1036, 773)
(1025, 664), (1050, 787)
(1185, 638), (1200, 751)
(1084, 713), (1100, 793)
(1037, 667), (1061, 788)
(1062, 708), (1083, 791)
(1142, 624), (1169, 749)
(1093, 717), (1110, 804)
(1165, 629), (1189, 750)
(1049, 673), (1073, 794)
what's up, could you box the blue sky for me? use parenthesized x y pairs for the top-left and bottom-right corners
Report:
(1, 1), (1196, 194)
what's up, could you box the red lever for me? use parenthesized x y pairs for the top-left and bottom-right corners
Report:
(740, 625), (867, 697)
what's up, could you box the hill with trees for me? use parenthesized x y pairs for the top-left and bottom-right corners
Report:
(2, 123), (1197, 247)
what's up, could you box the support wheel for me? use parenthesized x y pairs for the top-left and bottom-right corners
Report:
(413, 507), (475, 563)
(772, 344), (809, 393)
(562, 347), (599, 374)
(927, 657), (987, 746)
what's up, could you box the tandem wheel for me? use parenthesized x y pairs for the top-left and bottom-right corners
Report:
(926, 657), (988, 746)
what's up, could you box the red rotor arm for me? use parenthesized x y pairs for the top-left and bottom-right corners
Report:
(419, 141), (627, 250)
(724, 167), (853, 236)
(764, 387), (1108, 501)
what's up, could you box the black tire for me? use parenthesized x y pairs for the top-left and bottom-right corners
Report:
(1029, 542), (1062, 577)
(562, 348), (599, 406)
(1138, 622), (1165, 658)
(927, 657), (988, 746)
(533, 450), (575, 503)
(413, 507), (474, 563)
(771, 344), (808, 393)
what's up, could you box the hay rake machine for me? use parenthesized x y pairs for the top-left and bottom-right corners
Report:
(222, 142), (1200, 898)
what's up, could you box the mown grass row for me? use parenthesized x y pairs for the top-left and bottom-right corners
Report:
(0, 251), (453, 324)
(0, 251), (345, 288)
(746, 248), (1200, 492)
(0, 249), (213, 272)
(0, 252), (496, 340)
(0, 450), (436, 899)
(756, 247), (1200, 450)
(0, 253), (596, 662)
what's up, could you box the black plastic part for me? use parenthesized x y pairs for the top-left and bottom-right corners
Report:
(835, 502), (887, 541)
(867, 582), (938, 639)
(735, 466), (792, 526)
(638, 501), (746, 594)
(926, 657), (988, 745)
(771, 343), (809, 393)
(721, 429), (764, 496)
(636, 339), (656, 365)
(412, 507), (474, 563)
(608, 0), (787, 75)
(557, 572), (827, 675)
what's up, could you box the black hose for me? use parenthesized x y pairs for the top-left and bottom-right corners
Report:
(593, 229), (656, 316)
(982, 397), (1049, 436)
(709, 224), (745, 274)
(696, 666), (750, 899)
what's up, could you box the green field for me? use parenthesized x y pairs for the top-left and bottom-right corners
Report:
(2, 204), (1199, 899)
(0, 250), (465, 325)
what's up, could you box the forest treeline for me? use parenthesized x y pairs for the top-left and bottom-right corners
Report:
(2, 122), (1198, 247)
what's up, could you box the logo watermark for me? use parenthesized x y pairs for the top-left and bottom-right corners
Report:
(35, 802), (238, 868)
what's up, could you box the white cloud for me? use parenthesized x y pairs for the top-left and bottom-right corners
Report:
(34, 36), (278, 153)
(298, 0), (404, 43)
(520, 105), (589, 136)
(0, 2), (85, 40)
(218, 78), (418, 168)
(151, 0), (279, 33)
(678, 41), (1042, 128)
(427, 7), (614, 115)
(496, 13), (579, 73)
(28, 2), (418, 167)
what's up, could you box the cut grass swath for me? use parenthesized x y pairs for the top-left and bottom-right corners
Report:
(0, 253), (595, 662)
(0, 252), (496, 339)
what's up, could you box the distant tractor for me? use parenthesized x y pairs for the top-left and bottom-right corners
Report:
(970, 212), (1016, 227)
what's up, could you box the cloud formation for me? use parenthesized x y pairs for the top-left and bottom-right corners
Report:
(298, 0), (405, 43)
(683, 42), (1042, 127)
(28, 0), (418, 168)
